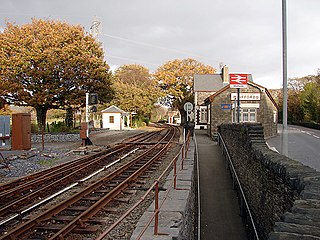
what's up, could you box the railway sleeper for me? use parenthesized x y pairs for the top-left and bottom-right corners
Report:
(135, 180), (147, 185)
(114, 197), (130, 203)
(95, 189), (112, 193)
(126, 142), (168, 145)
(66, 205), (88, 211)
(103, 183), (118, 188)
(122, 189), (137, 194)
(139, 175), (150, 179)
(51, 216), (106, 225)
(103, 207), (118, 213)
(146, 168), (156, 173)
(35, 224), (99, 234)
(81, 196), (102, 201)
(118, 174), (132, 179)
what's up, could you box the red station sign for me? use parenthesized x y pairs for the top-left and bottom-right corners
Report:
(229, 74), (248, 88)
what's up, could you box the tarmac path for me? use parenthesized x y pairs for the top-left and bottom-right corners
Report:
(195, 130), (247, 240)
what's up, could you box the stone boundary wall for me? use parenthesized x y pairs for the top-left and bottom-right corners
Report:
(218, 123), (320, 240)
(31, 129), (110, 143)
(31, 133), (80, 143)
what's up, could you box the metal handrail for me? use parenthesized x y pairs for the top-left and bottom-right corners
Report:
(217, 132), (260, 240)
(95, 126), (190, 240)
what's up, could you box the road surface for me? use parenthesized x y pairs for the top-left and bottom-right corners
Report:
(267, 124), (320, 172)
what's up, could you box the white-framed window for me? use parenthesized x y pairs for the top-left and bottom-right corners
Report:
(232, 108), (257, 123)
(273, 111), (277, 123)
(109, 115), (115, 123)
(200, 106), (207, 123)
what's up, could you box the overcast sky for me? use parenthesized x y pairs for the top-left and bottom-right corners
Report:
(1, 0), (319, 89)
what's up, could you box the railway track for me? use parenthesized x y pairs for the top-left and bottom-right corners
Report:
(0, 129), (160, 228)
(0, 125), (179, 239)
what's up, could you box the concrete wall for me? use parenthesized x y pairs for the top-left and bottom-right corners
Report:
(218, 123), (320, 240)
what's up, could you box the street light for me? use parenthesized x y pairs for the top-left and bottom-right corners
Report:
(282, 0), (288, 156)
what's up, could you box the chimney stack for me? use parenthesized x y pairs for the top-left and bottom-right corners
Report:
(222, 66), (229, 86)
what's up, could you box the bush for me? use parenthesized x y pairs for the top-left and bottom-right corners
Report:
(49, 121), (70, 132)
(31, 123), (40, 133)
(132, 117), (150, 128)
(290, 121), (320, 130)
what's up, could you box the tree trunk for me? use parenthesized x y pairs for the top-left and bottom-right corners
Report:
(35, 106), (48, 132)
(178, 106), (186, 125)
(65, 107), (73, 129)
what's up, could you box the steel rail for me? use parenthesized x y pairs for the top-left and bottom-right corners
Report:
(0, 144), (127, 198)
(0, 130), (159, 202)
(0, 130), (164, 228)
(217, 132), (259, 240)
(0, 144), (124, 193)
(51, 137), (172, 239)
(0, 145), (130, 218)
(96, 126), (180, 239)
(0, 130), (155, 193)
(48, 127), (175, 239)
(49, 126), (175, 239)
(0, 126), (175, 240)
(121, 130), (160, 143)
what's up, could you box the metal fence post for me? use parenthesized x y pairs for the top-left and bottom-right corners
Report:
(154, 181), (159, 235)
(174, 157), (177, 189)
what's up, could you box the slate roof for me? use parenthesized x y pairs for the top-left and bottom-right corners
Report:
(101, 105), (125, 113)
(194, 74), (254, 92)
(194, 74), (224, 92)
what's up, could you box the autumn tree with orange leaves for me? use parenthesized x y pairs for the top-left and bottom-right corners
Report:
(0, 19), (113, 130)
(111, 64), (161, 123)
(154, 58), (216, 123)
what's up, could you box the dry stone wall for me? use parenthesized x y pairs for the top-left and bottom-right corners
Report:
(218, 123), (320, 240)
(31, 133), (80, 143)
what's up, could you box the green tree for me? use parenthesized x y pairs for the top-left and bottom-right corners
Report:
(277, 72), (320, 124)
(153, 58), (216, 122)
(301, 81), (320, 122)
(110, 64), (160, 122)
(0, 19), (113, 130)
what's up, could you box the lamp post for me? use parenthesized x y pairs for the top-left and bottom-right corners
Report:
(282, 0), (288, 130)
(282, 0), (288, 156)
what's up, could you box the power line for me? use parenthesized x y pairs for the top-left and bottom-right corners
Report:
(101, 33), (219, 64)
(106, 54), (159, 67)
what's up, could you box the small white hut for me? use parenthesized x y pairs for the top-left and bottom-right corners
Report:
(101, 105), (130, 130)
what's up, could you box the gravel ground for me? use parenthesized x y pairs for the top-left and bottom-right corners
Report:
(0, 128), (147, 184)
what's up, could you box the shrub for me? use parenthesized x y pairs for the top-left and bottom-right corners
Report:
(49, 121), (70, 132)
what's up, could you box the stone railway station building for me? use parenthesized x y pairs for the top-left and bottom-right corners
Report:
(194, 66), (278, 138)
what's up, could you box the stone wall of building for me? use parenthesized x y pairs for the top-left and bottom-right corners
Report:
(196, 91), (215, 105)
(218, 123), (320, 240)
(259, 90), (278, 138)
(208, 88), (234, 137)
(208, 85), (277, 139)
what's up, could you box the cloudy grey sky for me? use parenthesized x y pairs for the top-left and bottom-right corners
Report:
(1, 0), (319, 89)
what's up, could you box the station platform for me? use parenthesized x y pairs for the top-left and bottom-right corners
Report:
(131, 129), (247, 239)
(196, 129), (247, 240)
